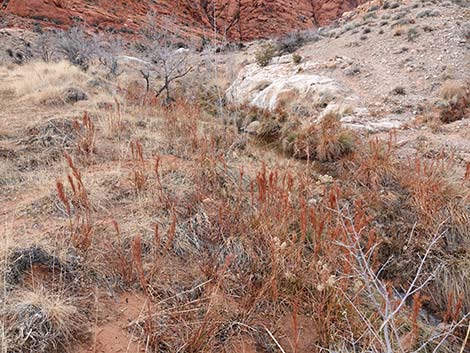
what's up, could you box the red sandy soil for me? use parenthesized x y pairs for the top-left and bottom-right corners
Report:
(77, 293), (146, 353)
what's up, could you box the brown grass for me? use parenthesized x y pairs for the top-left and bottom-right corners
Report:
(2, 61), (89, 105)
(438, 80), (469, 123)
(56, 153), (94, 250)
(439, 80), (468, 103)
(246, 108), (357, 162)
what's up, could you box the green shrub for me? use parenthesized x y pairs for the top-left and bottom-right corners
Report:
(255, 43), (276, 67)
(292, 54), (302, 64)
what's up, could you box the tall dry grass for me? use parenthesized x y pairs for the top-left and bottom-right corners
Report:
(1, 50), (469, 353)
(3, 61), (89, 105)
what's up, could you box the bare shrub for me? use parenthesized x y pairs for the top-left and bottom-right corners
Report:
(336, 208), (469, 353)
(98, 36), (124, 78)
(56, 26), (97, 71)
(0, 14), (7, 29)
(36, 30), (55, 62)
(141, 16), (192, 105)
(276, 31), (306, 54)
(408, 27), (420, 41)
(462, 21), (470, 40)
(5, 38), (33, 65)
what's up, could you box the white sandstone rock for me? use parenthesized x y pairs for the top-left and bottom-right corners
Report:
(226, 59), (359, 114)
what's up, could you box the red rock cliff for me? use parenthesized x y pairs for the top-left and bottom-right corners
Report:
(1, 0), (367, 40)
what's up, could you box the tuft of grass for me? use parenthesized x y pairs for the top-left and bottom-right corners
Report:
(438, 80), (469, 123)
(56, 153), (94, 251)
(72, 111), (96, 163)
(439, 80), (468, 103)
(394, 25), (406, 36)
(1, 288), (86, 353)
(315, 113), (357, 162)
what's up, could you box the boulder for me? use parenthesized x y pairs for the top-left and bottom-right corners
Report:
(63, 87), (88, 103)
(226, 58), (360, 116)
(244, 121), (261, 135)
(227, 57), (408, 133)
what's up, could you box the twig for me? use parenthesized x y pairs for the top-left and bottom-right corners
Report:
(263, 326), (286, 353)
(459, 320), (470, 353)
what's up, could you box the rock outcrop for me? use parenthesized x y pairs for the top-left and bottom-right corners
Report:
(2, 0), (367, 41)
(226, 55), (360, 115)
(226, 55), (409, 133)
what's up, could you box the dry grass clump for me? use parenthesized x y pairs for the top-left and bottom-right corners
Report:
(239, 107), (357, 162)
(1, 288), (86, 353)
(3, 247), (73, 290)
(4, 60), (89, 105)
(439, 80), (468, 103)
(438, 80), (469, 123)
(351, 136), (398, 189)
(437, 255), (470, 320)
(282, 112), (357, 161)
(315, 113), (357, 161)
(6, 118), (77, 173)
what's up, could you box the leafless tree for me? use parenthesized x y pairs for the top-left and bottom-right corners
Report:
(152, 45), (192, 104)
(140, 70), (151, 93)
(56, 26), (98, 71)
(141, 15), (192, 105)
(98, 36), (124, 78)
(36, 30), (55, 62)
(197, 0), (242, 41)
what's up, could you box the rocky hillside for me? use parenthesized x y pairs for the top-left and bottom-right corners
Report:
(1, 0), (366, 40)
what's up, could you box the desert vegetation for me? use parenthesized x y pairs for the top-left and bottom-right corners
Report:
(0, 1), (469, 353)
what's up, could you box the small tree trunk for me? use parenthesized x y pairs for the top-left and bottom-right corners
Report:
(165, 81), (171, 105)
(144, 75), (150, 92)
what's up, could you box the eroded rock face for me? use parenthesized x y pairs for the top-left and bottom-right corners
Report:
(226, 56), (360, 115)
(3, 0), (367, 41)
(226, 56), (409, 133)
